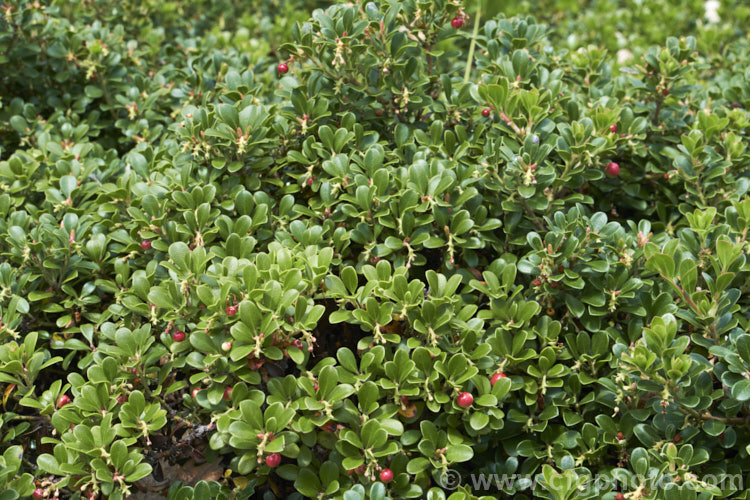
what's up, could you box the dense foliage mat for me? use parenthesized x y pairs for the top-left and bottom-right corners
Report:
(2, 0), (750, 499)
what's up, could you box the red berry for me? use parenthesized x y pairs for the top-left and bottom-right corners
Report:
(192, 388), (201, 399)
(226, 306), (237, 316)
(223, 387), (233, 401)
(615, 494), (625, 500)
(673, 434), (682, 443)
(605, 162), (620, 178)
(277, 63), (289, 75)
(379, 468), (394, 483)
(265, 453), (282, 467)
(490, 373), (507, 386)
(32, 489), (45, 499)
(172, 330), (186, 342)
(451, 17), (464, 29)
(140, 240), (152, 250)
(481, 108), (491, 117)
(456, 392), (473, 408)
(616, 432), (625, 440)
(532, 279), (542, 286)
(609, 124), (617, 133)
(662, 88), (669, 96)
(57, 394), (71, 408)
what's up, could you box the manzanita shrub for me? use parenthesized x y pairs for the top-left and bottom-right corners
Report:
(1, 0), (750, 499)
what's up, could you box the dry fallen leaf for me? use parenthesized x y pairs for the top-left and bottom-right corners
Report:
(163, 459), (223, 486)
(136, 458), (224, 492)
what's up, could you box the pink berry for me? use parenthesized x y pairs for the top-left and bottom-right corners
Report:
(379, 468), (394, 483)
(491, 373), (507, 386)
(33, 489), (45, 499)
(456, 392), (473, 408)
(605, 162), (620, 178)
(191, 388), (201, 399)
(265, 453), (282, 467)
(223, 387), (233, 401)
(226, 306), (237, 316)
(141, 240), (151, 250)
(451, 17), (464, 29)
(172, 330), (186, 342)
(57, 395), (71, 408)
(277, 63), (288, 75)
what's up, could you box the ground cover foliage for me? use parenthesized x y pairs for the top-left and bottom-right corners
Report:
(1, 0), (750, 498)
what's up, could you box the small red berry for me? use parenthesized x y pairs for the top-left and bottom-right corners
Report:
(226, 306), (237, 316)
(277, 63), (289, 75)
(490, 373), (507, 386)
(223, 387), (233, 401)
(192, 388), (201, 399)
(673, 434), (682, 443)
(265, 453), (282, 467)
(609, 124), (617, 133)
(33, 489), (45, 499)
(615, 494), (625, 500)
(140, 240), (151, 250)
(662, 88), (669, 96)
(451, 17), (464, 29)
(379, 468), (394, 483)
(481, 108), (491, 117)
(532, 278), (542, 286)
(172, 330), (186, 342)
(57, 394), (71, 408)
(605, 162), (620, 178)
(616, 432), (625, 440)
(456, 392), (473, 408)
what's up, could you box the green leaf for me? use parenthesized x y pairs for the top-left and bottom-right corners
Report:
(469, 412), (489, 431)
(294, 468), (322, 497)
(645, 253), (675, 278)
(445, 444), (473, 463)
(732, 380), (750, 401)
